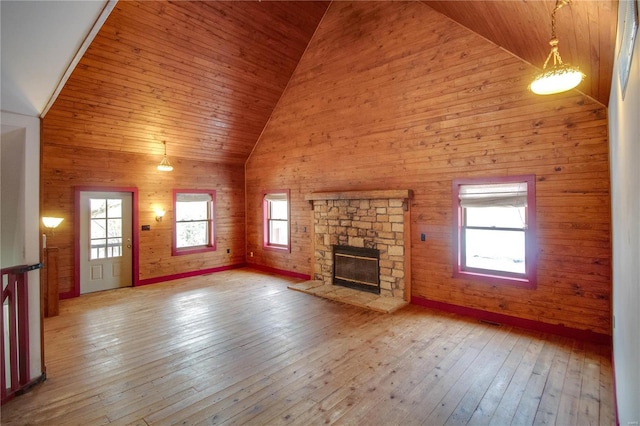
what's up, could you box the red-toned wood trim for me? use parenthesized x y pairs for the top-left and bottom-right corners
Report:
(137, 263), (246, 286)
(17, 275), (30, 387)
(262, 189), (291, 253)
(451, 174), (537, 289)
(246, 263), (311, 281)
(0, 373), (46, 406)
(58, 291), (75, 300)
(74, 186), (140, 297)
(1, 284), (5, 403)
(8, 287), (18, 392)
(171, 189), (217, 256)
(1, 265), (42, 404)
(411, 296), (611, 345)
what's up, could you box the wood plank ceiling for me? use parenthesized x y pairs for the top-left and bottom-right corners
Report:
(45, 1), (330, 165)
(44, 0), (617, 165)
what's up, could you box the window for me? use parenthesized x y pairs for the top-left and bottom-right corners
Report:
(172, 190), (216, 255)
(90, 197), (123, 259)
(263, 191), (290, 251)
(452, 175), (536, 287)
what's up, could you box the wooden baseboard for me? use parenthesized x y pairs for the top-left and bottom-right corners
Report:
(136, 263), (247, 286)
(411, 296), (611, 345)
(1, 373), (46, 405)
(246, 263), (311, 280)
(61, 264), (247, 299)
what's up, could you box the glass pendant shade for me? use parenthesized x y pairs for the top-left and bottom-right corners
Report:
(157, 155), (173, 172)
(157, 141), (173, 171)
(530, 1), (585, 96)
(530, 63), (585, 95)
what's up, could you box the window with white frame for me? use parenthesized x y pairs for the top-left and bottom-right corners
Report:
(263, 191), (290, 251)
(453, 175), (536, 287)
(173, 190), (216, 255)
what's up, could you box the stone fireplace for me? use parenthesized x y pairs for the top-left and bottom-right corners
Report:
(298, 190), (413, 309)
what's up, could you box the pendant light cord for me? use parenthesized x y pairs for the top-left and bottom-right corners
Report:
(542, 0), (570, 69)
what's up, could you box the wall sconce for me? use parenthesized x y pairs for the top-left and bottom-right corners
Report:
(42, 217), (64, 248)
(41, 218), (63, 317)
(42, 216), (64, 231)
(155, 209), (166, 222)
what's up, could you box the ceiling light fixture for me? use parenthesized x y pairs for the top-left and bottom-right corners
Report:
(157, 141), (174, 172)
(530, 0), (585, 95)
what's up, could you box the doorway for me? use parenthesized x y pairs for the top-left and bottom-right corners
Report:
(79, 191), (133, 294)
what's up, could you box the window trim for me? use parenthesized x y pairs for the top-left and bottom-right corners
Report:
(172, 189), (216, 256)
(452, 175), (537, 288)
(263, 189), (291, 252)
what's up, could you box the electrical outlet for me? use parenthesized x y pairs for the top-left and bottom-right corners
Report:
(420, 233), (426, 241)
(226, 248), (230, 254)
(250, 251), (254, 257)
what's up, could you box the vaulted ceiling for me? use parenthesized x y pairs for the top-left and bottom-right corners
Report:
(40, 0), (617, 165)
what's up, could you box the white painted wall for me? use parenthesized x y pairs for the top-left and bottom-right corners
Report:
(609, 1), (640, 424)
(0, 111), (42, 382)
(1, 128), (26, 266)
(1, 0), (112, 116)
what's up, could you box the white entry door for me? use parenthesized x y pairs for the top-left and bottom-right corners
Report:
(80, 191), (133, 294)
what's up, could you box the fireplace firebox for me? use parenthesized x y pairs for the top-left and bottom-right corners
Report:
(333, 245), (380, 294)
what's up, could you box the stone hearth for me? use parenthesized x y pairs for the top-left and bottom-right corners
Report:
(289, 190), (412, 313)
(288, 280), (406, 313)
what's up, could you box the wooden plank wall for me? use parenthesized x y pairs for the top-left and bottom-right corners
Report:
(245, 2), (612, 335)
(40, 144), (245, 294)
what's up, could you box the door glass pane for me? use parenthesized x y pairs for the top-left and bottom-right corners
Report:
(90, 199), (106, 218)
(107, 199), (122, 218)
(91, 219), (106, 239)
(90, 198), (124, 260)
(91, 239), (107, 260)
(108, 238), (122, 257)
(108, 218), (122, 237)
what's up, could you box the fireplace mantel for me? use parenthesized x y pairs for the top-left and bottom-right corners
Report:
(305, 189), (413, 205)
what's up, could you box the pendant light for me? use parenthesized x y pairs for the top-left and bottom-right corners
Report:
(530, 0), (585, 95)
(157, 141), (173, 172)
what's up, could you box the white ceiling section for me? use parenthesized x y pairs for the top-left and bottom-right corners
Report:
(1, 0), (115, 118)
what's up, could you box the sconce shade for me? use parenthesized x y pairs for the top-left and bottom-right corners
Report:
(155, 209), (166, 222)
(42, 217), (64, 229)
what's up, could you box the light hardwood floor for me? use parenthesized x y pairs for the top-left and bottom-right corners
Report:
(1, 268), (615, 425)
